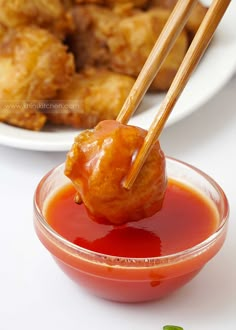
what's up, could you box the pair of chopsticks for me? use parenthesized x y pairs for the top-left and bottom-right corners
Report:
(116, 0), (231, 190)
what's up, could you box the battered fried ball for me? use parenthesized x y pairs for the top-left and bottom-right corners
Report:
(62, 0), (75, 9)
(149, 0), (208, 36)
(0, 104), (47, 131)
(68, 5), (115, 70)
(47, 67), (135, 128)
(0, 24), (6, 41)
(69, 5), (188, 91)
(65, 120), (167, 225)
(0, 26), (75, 130)
(75, 0), (149, 8)
(0, 0), (74, 39)
(108, 8), (188, 91)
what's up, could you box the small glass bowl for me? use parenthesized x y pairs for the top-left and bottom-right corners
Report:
(33, 157), (229, 303)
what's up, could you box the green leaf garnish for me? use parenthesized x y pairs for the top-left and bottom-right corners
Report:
(163, 326), (184, 330)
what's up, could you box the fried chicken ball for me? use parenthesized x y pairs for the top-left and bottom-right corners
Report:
(107, 8), (188, 91)
(62, 0), (74, 9)
(65, 120), (167, 225)
(0, 24), (6, 41)
(75, 0), (149, 9)
(0, 104), (47, 131)
(68, 5), (188, 91)
(48, 67), (135, 128)
(149, 0), (208, 36)
(0, 0), (74, 39)
(0, 26), (75, 130)
(68, 5), (115, 70)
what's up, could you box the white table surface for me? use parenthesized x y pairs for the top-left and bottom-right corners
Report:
(1, 74), (236, 330)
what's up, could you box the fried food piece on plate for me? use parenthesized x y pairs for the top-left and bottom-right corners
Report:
(68, 5), (116, 70)
(0, 105), (47, 131)
(65, 120), (167, 225)
(75, 0), (149, 8)
(149, 0), (208, 36)
(0, 26), (75, 130)
(0, 0), (74, 39)
(47, 67), (135, 128)
(62, 0), (74, 9)
(0, 24), (6, 41)
(69, 5), (188, 91)
(107, 8), (188, 91)
(44, 11), (74, 40)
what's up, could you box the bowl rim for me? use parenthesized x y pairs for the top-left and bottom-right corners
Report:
(33, 157), (229, 267)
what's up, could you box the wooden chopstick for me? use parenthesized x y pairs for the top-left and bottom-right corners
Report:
(122, 0), (231, 190)
(116, 0), (198, 124)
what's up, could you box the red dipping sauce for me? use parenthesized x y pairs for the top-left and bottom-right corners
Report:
(34, 159), (228, 302)
(46, 180), (218, 259)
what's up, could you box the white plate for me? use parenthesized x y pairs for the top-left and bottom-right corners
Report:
(1, 1), (236, 152)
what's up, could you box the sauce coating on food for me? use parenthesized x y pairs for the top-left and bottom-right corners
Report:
(65, 120), (166, 225)
(45, 179), (219, 258)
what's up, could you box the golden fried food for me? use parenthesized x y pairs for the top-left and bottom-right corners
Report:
(108, 8), (188, 91)
(44, 12), (74, 40)
(0, 26), (75, 130)
(68, 5), (115, 70)
(0, 105), (47, 131)
(47, 67), (135, 128)
(75, 0), (149, 8)
(65, 120), (167, 225)
(184, 1), (208, 36)
(0, 1), (208, 132)
(149, 0), (208, 36)
(0, 0), (74, 39)
(0, 0), (62, 27)
(0, 24), (6, 41)
(62, 0), (74, 9)
(69, 5), (188, 91)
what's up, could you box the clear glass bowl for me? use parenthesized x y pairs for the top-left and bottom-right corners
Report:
(33, 157), (229, 302)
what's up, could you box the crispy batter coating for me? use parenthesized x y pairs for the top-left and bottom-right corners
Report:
(149, 0), (208, 36)
(47, 67), (135, 128)
(69, 5), (188, 91)
(65, 120), (167, 225)
(0, 0), (74, 39)
(0, 0), (63, 27)
(0, 26), (75, 130)
(62, 0), (74, 9)
(68, 5), (115, 70)
(0, 1), (208, 131)
(75, 0), (149, 8)
(0, 105), (47, 131)
(108, 8), (188, 91)
(0, 24), (6, 41)
(184, 1), (208, 36)
(44, 11), (74, 40)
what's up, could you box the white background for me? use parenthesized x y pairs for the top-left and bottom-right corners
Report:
(1, 71), (236, 329)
